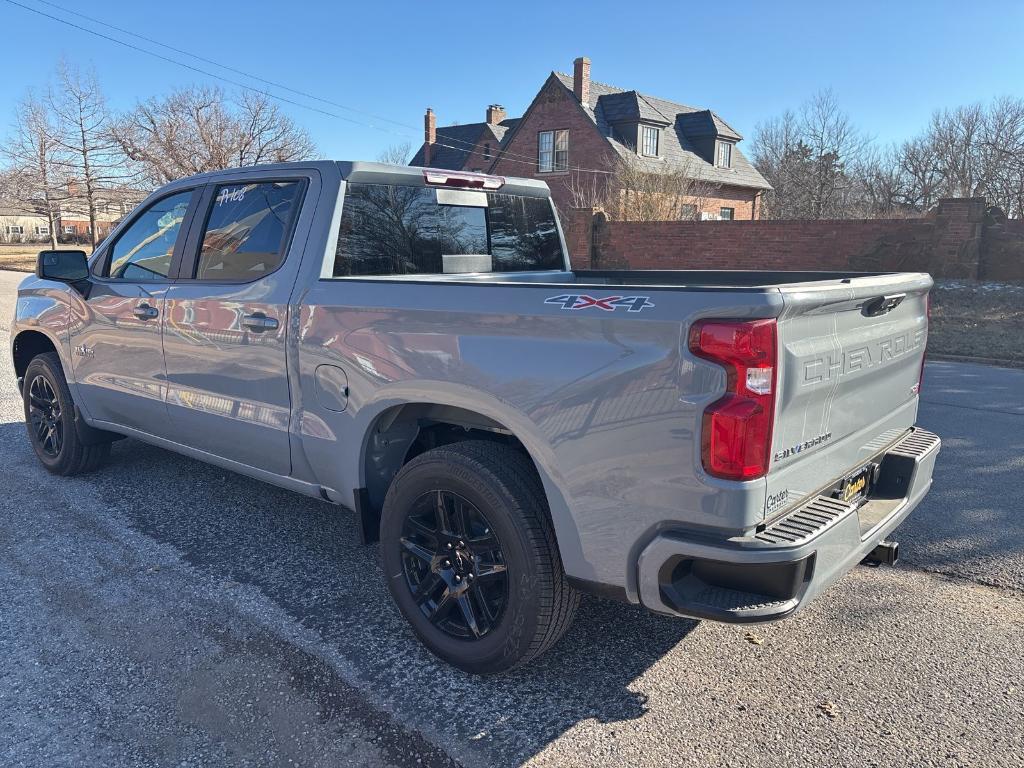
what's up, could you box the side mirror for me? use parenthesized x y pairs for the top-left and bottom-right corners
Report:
(36, 250), (90, 282)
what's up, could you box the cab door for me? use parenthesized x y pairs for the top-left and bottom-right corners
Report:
(69, 188), (199, 434)
(161, 172), (315, 475)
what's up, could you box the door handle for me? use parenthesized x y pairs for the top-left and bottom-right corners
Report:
(133, 303), (159, 320)
(242, 312), (279, 332)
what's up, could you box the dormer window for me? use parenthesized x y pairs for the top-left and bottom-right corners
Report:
(717, 141), (733, 168)
(641, 126), (659, 157)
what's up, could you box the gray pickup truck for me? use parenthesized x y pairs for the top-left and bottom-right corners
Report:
(11, 161), (940, 673)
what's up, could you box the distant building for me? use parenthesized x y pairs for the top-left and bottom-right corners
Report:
(56, 184), (145, 241)
(411, 56), (771, 220)
(410, 104), (519, 175)
(0, 204), (51, 243)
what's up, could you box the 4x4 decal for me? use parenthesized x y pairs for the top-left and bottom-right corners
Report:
(544, 294), (655, 313)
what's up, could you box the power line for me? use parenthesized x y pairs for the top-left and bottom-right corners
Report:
(29, 0), (415, 134)
(1, 0), (613, 175)
(26, 0), (582, 170)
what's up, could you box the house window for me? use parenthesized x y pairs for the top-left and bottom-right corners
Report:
(538, 129), (568, 173)
(641, 126), (659, 157)
(483, 142), (492, 160)
(6, 225), (24, 235)
(35, 225), (50, 235)
(717, 141), (733, 168)
(719, 207), (735, 220)
(63, 225), (75, 234)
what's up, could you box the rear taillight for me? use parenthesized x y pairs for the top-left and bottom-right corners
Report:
(688, 319), (777, 481)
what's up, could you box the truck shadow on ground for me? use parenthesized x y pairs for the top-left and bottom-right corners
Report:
(51, 432), (698, 764)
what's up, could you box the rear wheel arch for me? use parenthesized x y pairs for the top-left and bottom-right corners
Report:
(356, 402), (584, 576)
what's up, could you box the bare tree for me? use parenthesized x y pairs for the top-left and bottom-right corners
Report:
(1, 94), (67, 248)
(752, 90), (871, 219)
(565, 152), (720, 221)
(113, 86), (316, 186)
(979, 96), (1024, 218)
(895, 135), (944, 211)
(48, 61), (128, 248)
(377, 141), (413, 165)
(928, 103), (987, 199)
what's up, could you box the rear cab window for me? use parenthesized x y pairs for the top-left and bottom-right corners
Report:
(332, 183), (564, 277)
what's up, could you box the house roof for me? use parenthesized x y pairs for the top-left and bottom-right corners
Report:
(0, 201), (48, 218)
(410, 118), (520, 169)
(551, 72), (770, 190)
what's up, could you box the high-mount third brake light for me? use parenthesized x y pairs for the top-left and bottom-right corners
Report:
(688, 319), (778, 481)
(423, 169), (505, 190)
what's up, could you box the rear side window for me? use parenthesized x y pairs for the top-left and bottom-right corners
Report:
(332, 183), (564, 277)
(106, 190), (193, 280)
(194, 181), (303, 281)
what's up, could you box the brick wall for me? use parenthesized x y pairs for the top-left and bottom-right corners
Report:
(459, 131), (500, 174)
(981, 217), (1024, 281)
(563, 197), (1024, 279)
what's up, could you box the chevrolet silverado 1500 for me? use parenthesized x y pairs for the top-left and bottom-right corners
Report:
(11, 161), (940, 673)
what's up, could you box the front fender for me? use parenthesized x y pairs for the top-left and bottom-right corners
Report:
(12, 277), (75, 381)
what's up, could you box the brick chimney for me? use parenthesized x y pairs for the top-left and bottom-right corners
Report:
(424, 107), (436, 165)
(486, 104), (507, 125)
(573, 56), (591, 105)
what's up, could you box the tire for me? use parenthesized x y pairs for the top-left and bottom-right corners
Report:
(380, 440), (579, 674)
(22, 352), (111, 476)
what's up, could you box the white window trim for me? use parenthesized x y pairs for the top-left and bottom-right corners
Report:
(538, 129), (569, 173)
(641, 125), (660, 157)
(717, 141), (733, 169)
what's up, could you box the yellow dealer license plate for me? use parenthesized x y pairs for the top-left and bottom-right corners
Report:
(836, 464), (875, 504)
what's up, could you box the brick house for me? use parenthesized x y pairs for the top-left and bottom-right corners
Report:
(56, 184), (144, 242)
(410, 105), (520, 174)
(411, 56), (771, 220)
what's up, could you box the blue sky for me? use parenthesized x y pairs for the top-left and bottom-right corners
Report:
(2, 0), (1023, 160)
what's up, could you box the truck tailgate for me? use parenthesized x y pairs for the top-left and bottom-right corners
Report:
(764, 273), (932, 518)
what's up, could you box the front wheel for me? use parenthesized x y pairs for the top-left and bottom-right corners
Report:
(23, 352), (110, 476)
(380, 441), (579, 674)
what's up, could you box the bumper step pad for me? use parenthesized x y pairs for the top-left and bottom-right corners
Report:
(752, 428), (941, 548)
(755, 496), (854, 546)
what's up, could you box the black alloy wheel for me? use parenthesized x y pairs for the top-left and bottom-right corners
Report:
(22, 351), (111, 475)
(381, 441), (580, 674)
(399, 490), (508, 640)
(27, 374), (63, 458)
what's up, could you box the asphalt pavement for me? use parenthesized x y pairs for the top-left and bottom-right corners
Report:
(1, 269), (1021, 768)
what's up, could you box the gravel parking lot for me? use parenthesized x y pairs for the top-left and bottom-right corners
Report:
(1, 269), (1022, 768)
